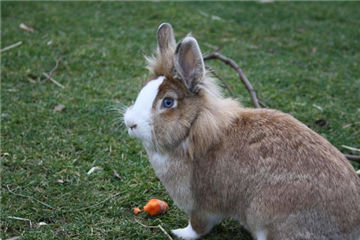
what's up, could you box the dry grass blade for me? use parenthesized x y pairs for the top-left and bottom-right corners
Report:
(134, 219), (174, 240)
(0, 41), (22, 53)
(6, 185), (55, 210)
(342, 145), (360, 152)
(42, 73), (65, 89)
(6, 236), (21, 240)
(8, 216), (33, 229)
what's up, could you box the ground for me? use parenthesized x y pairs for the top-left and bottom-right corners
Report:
(1, 2), (360, 240)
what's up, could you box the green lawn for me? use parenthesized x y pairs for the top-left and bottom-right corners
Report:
(1, 2), (359, 240)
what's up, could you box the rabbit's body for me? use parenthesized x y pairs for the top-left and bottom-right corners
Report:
(124, 23), (360, 240)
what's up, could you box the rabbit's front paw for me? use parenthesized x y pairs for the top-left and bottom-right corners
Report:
(171, 223), (200, 240)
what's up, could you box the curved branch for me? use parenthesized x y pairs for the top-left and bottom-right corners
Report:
(203, 48), (358, 167)
(203, 52), (261, 108)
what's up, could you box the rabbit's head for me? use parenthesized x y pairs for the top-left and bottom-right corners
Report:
(124, 23), (234, 155)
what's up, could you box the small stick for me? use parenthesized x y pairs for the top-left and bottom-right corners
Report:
(6, 185), (55, 210)
(204, 51), (261, 108)
(8, 216), (33, 229)
(344, 154), (360, 164)
(134, 219), (174, 240)
(42, 56), (65, 89)
(45, 56), (64, 81)
(0, 41), (22, 53)
(42, 73), (65, 89)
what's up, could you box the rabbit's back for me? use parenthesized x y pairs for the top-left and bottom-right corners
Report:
(192, 108), (360, 239)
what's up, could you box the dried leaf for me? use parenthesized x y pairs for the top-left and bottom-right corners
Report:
(37, 222), (48, 228)
(312, 104), (323, 112)
(53, 104), (65, 112)
(113, 170), (121, 180)
(56, 179), (65, 184)
(87, 166), (101, 175)
(297, 28), (306, 33)
(211, 15), (224, 21)
(19, 23), (34, 33)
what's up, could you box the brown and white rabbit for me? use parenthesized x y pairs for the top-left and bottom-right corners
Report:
(124, 23), (360, 240)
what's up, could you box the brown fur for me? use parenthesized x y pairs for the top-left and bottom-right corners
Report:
(138, 23), (360, 240)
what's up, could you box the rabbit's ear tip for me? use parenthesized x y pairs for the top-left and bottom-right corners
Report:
(181, 36), (197, 45)
(158, 23), (173, 32)
(158, 22), (171, 29)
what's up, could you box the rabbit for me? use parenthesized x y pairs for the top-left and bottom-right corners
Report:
(123, 23), (360, 240)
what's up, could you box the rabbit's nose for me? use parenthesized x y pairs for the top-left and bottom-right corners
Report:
(124, 116), (137, 130)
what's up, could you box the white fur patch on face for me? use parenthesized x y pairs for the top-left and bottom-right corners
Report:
(124, 76), (165, 148)
(171, 222), (200, 240)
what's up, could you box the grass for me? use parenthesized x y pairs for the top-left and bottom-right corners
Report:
(1, 2), (360, 239)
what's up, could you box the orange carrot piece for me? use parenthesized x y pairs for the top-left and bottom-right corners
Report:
(143, 199), (169, 216)
(133, 207), (141, 214)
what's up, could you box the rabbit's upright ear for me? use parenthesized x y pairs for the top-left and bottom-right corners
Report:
(157, 23), (176, 54)
(175, 37), (205, 92)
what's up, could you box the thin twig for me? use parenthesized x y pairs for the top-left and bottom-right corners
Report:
(45, 56), (64, 81)
(258, 99), (269, 108)
(42, 56), (65, 89)
(63, 192), (122, 212)
(203, 51), (261, 108)
(7, 216), (33, 229)
(213, 44), (225, 53)
(344, 154), (360, 164)
(205, 66), (234, 98)
(134, 219), (174, 240)
(6, 185), (55, 210)
(42, 73), (65, 89)
(0, 41), (22, 53)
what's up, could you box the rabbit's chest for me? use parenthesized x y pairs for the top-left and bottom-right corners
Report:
(147, 151), (194, 212)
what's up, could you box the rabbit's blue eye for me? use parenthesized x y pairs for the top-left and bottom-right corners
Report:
(162, 98), (174, 108)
